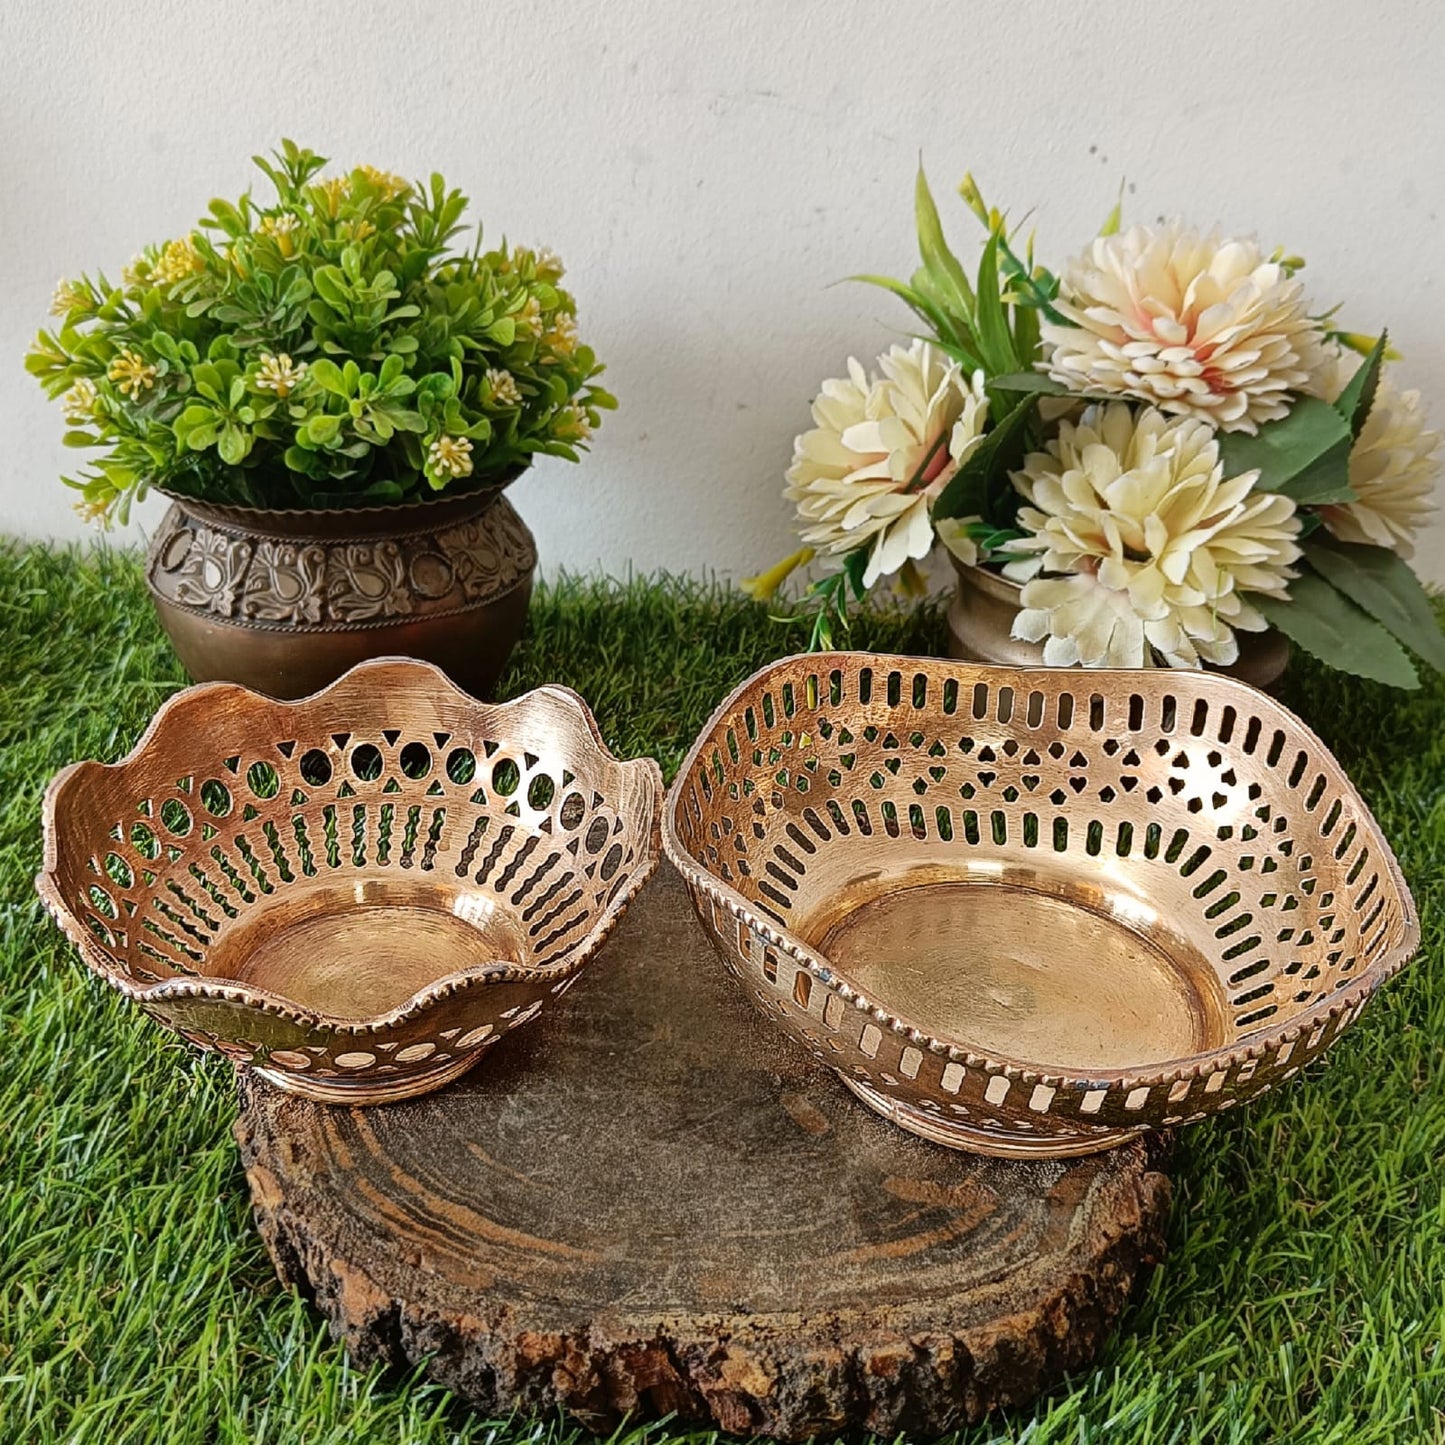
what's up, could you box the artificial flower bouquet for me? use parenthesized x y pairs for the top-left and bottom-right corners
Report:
(27, 140), (614, 524)
(754, 171), (1443, 687)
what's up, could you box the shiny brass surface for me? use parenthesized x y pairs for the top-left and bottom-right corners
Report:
(664, 652), (1418, 1157)
(946, 554), (1293, 691)
(38, 659), (663, 1103)
(145, 487), (535, 700)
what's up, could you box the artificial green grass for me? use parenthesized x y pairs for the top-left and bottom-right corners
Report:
(1, 540), (1442, 1444)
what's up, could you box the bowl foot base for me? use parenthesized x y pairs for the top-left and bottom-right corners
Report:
(837, 1074), (1144, 1159)
(250, 1049), (482, 1104)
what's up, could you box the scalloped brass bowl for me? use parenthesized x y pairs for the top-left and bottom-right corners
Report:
(38, 658), (663, 1103)
(664, 652), (1418, 1158)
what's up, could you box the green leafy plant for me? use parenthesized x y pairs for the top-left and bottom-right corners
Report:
(27, 140), (615, 523)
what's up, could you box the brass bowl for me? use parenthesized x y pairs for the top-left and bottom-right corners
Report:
(38, 658), (663, 1103)
(664, 652), (1418, 1158)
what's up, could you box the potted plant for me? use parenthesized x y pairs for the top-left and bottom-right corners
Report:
(28, 140), (614, 699)
(749, 170), (1444, 690)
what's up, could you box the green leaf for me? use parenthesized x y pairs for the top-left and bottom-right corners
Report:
(1216, 396), (1352, 496)
(206, 198), (247, 237)
(1332, 332), (1386, 439)
(972, 233), (1018, 376)
(932, 394), (1037, 523)
(1099, 181), (1124, 237)
(217, 423), (249, 466)
(909, 266), (981, 363)
(302, 414), (342, 446)
(311, 267), (350, 308)
(848, 274), (954, 343)
(1253, 571), (1418, 688)
(988, 371), (1070, 397)
(914, 166), (975, 315)
(1274, 437), (1355, 505)
(308, 359), (347, 397)
(191, 363), (225, 403)
(1011, 301), (1040, 375)
(1304, 538), (1445, 672)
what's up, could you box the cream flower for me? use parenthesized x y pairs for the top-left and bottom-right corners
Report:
(545, 311), (578, 357)
(357, 164), (409, 200)
(428, 434), (473, 479)
(73, 493), (112, 525)
(121, 256), (153, 288)
(62, 378), (98, 426)
(155, 236), (204, 284)
(785, 339), (990, 589)
(50, 279), (88, 316)
(253, 353), (306, 399)
(1043, 224), (1325, 434)
(1013, 571), (1159, 669)
(535, 247), (564, 280)
(1310, 348), (1439, 558)
(1004, 403), (1301, 668)
(558, 403), (592, 441)
(107, 347), (158, 401)
(486, 368), (522, 406)
(515, 295), (543, 338)
(317, 175), (350, 216)
(258, 213), (300, 256)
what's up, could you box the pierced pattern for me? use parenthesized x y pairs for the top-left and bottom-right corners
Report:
(664, 654), (1418, 1156)
(40, 660), (662, 1102)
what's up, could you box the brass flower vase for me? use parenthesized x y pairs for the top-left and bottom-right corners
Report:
(145, 488), (536, 700)
(946, 553), (1292, 691)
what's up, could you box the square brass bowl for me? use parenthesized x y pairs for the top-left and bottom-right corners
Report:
(664, 653), (1418, 1158)
(38, 658), (663, 1103)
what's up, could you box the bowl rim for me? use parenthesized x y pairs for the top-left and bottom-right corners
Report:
(37, 656), (664, 1034)
(663, 649), (1420, 1092)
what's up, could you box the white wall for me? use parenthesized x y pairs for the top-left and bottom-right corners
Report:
(4, 0), (1444, 583)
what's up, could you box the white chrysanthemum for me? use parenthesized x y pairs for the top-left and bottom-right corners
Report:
(1043, 224), (1325, 435)
(1309, 347), (1440, 558)
(786, 340), (989, 588)
(1003, 403), (1301, 669)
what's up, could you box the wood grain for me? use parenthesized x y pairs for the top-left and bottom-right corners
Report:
(236, 864), (1173, 1439)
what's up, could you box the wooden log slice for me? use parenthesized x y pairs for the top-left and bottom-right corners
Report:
(236, 864), (1173, 1440)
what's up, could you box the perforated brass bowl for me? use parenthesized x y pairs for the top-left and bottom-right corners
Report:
(38, 658), (662, 1103)
(664, 653), (1418, 1158)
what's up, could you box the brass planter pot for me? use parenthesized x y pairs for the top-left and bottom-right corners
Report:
(946, 554), (1292, 691)
(146, 488), (536, 700)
